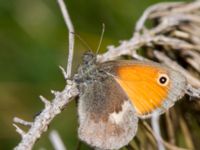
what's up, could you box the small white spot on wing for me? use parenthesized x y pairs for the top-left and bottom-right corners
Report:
(109, 101), (131, 124)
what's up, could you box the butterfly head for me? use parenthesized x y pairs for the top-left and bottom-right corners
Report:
(74, 51), (98, 84)
(82, 51), (96, 66)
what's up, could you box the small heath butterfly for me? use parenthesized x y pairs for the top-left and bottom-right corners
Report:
(74, 52), (187, 150)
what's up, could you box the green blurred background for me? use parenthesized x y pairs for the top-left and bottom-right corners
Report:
(0, 0), (190, 149)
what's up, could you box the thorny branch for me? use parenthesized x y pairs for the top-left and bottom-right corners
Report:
(13, 1), (200, 150)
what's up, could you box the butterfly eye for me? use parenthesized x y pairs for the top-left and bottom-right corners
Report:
(157, 74), (169, 86)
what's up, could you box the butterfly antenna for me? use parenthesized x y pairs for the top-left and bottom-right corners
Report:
(96, 23), (105, 54)
(71, 32), (93, 52)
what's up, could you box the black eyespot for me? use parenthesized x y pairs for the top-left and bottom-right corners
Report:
(157, 74), (169, 86)
(159, 76), (167, 84)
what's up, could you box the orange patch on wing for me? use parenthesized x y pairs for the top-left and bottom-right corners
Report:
(115, 65), (170, 115)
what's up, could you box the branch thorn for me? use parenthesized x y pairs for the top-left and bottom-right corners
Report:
(13, 124), (25, 137)
(39, 95), (51, 107)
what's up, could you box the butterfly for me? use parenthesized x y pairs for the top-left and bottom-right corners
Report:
(73, 52), (187, 150)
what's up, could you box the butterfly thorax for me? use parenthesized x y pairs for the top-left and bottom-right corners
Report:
(73, 52), (107, 85)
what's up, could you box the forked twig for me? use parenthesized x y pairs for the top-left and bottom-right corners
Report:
(57, 0), (75, 79)
(13, 0), (78, 149)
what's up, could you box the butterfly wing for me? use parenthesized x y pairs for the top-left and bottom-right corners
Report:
(78, 76), (138, 150)
(100, 60), (187, 118)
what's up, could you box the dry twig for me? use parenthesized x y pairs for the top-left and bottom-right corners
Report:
(49, 130), (67, 150)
